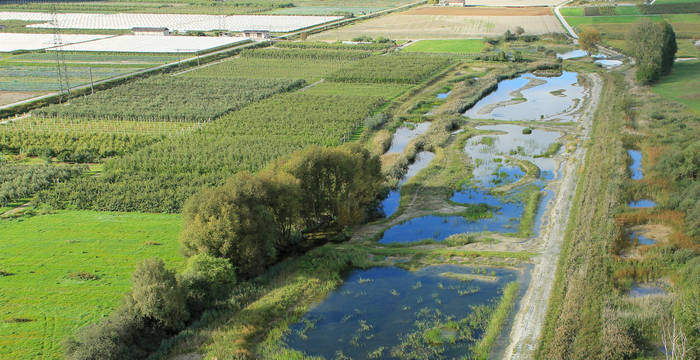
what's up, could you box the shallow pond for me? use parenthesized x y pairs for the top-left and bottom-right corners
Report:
(386, 122), (431, 154)
(380, 187), (525, 244)
(465, 124), (561, 186)
(284, 265), (519, 359)
(629, 284), (667, 298)
(629, 230), (656, 245)
(595, 59), (623, 69)
(381, 151), (436, 218)
(627, 149), (643, 180)
(436, 90), (451, 99)
(463, 71), (585, 122)
(556, 49), (587, 60)
(629, 199), (656, 208)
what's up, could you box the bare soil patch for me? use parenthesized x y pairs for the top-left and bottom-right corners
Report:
(311, 13), (563, 40)
(0, 91), (50, 106)
(404, 6), (553, 16)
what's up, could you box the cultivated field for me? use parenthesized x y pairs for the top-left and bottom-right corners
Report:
(311, 6), (563, 40)
(0, 33), (109, 52)
(0, 12), (342, 32)
(403, 39), (485, 53)
(562, 5), (700, 55)
(0, 51), (181, 92)
(52, 34), (249, 53)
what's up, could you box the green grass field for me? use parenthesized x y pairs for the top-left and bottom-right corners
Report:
(652, 60), (700, 113)
(184, 56), (354, 82)
(0, 211), (183, 360)
(402, 40), (485, 54)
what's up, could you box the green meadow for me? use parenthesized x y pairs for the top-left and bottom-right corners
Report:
(652, 60), (700, 113)
(403, 39), (485, 54)
(0, 211), (182, 360)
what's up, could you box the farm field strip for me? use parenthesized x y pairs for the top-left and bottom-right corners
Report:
(51, 35), (249, 53)
(0, 12), (342, 32)
(402, 39), (485, 53)
(0, 33), (110, 52)
(311, 13), (564, 40)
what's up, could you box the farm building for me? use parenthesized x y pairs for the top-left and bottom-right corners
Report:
(242, 30), (270, 40)
(132, 27), (170, 36)
(440, 0), (466, 6)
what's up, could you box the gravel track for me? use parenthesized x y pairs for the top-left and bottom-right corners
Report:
(503, 73), (602, 360)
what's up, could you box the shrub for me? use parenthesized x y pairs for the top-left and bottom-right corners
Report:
(180, 254), (236, 313)
(127, 258), (189, 331)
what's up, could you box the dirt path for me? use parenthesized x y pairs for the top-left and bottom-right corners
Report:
(503, 73), (602, 360)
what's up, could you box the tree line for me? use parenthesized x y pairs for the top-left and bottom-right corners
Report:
(64, 144), (384, 359)
(627, 20), (677, 84)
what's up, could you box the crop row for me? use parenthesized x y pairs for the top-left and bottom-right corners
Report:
(327, 54), (453, 84)
(0, 164), (86, 206)
(275, 41), (394, 51)
(241, 47), (373, 61)
(184, 56), (356, 82)
(33, 77), (303, 122)
(43, 92), (387, 213)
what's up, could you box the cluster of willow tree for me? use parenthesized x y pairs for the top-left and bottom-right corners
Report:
(275, 41), (394, 51)
(327, 53), (453, 84)
(0, 164), (85, 206)
(240, 47), (372, 61)
(65, 145), (383, 360)
(41, 92), (386, 213)
(627, 19), (677, 84)
(181, 144), (383, 277)
(33, 77), (302, 122)
(0, 129), (164, 163)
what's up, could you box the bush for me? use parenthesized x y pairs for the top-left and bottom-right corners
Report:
(127, 258), (189, 331)
(180, 254), (236, 313)
(64, 306), (163, 360)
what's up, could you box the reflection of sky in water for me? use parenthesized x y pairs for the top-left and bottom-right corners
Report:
(381, 151), (435, 218)
(285, 265), (518, 359)
(627, 150), (643, 180)
(629, 231), (656, 245)
(463, 71), (585, 122)
(629, 199), (656, 208)
(595, 59), (623, 68)
(386, 122), (431, 154)
(556, 49), (587, 59)
(380, 187), (524, 244)
(436, 90), (451, 99)
(629, 284), (666, 298)
(466, 124), (561, 186)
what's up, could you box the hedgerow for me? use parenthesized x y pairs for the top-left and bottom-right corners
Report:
(240, 47), (372, 61)
(275, 41), (394, 51)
